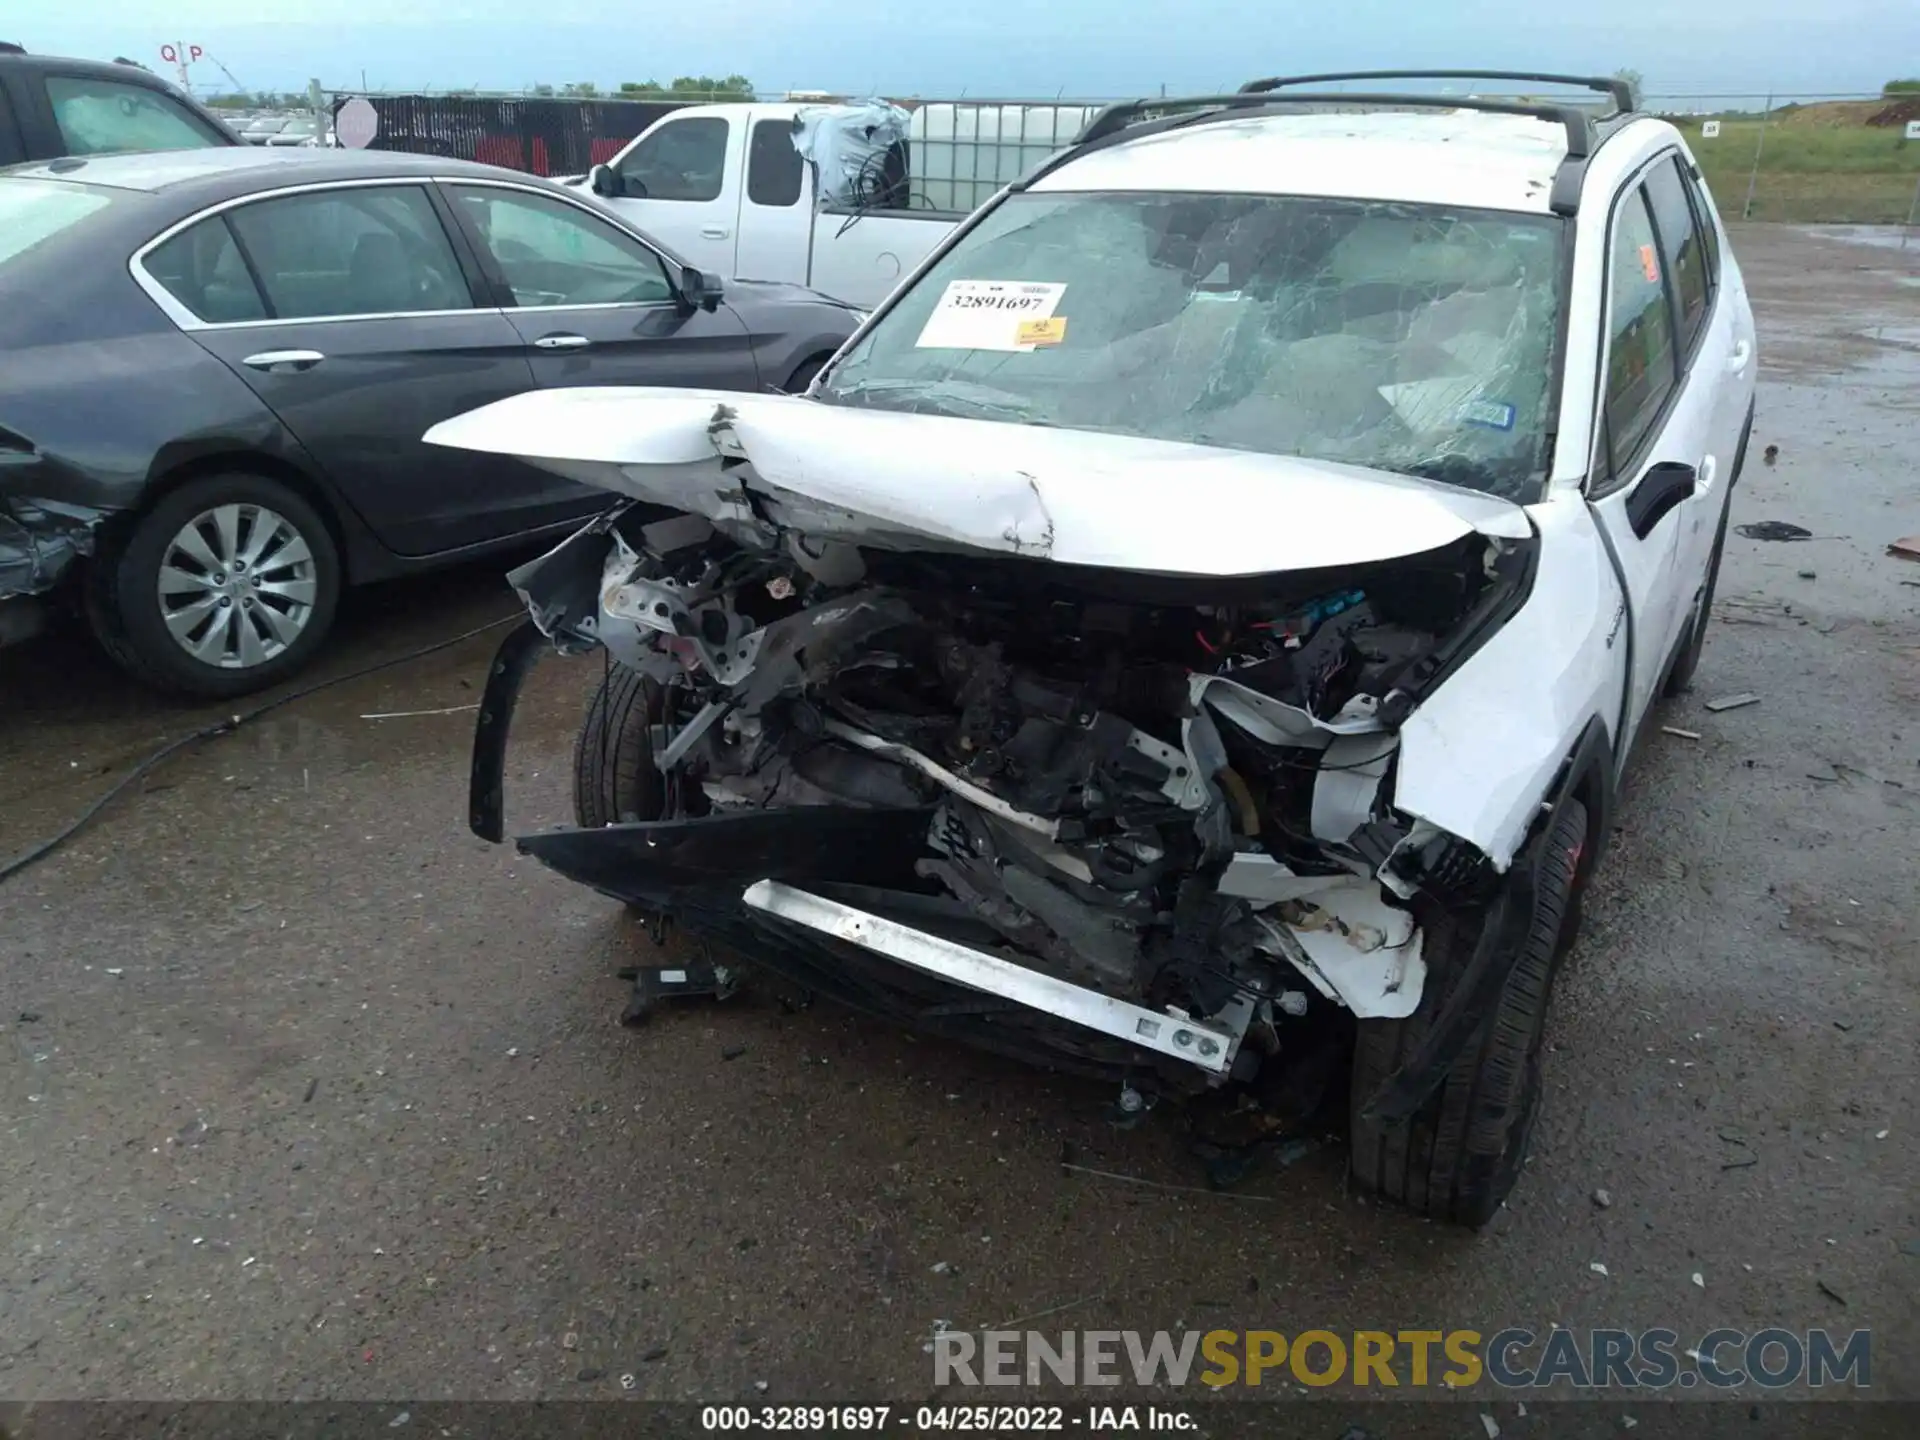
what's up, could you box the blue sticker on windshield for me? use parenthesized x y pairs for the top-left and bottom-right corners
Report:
(1461, 400), (1516, 431)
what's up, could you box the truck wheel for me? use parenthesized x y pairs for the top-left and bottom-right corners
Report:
(1348, 797), (1588, 1227)
(573, 663), (666, 827)
(88, 472), (340, 699)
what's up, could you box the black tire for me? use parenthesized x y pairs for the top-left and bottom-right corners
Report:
(781, 354), (830, 395)
(88, 472), (341, 699)
(1349, 797), (1588, 1227)
(573, 663), (666, 828)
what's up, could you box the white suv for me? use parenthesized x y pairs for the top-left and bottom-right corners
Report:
(439, 71), (1757, 1225)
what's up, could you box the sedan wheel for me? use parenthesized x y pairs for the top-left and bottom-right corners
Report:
(89, 473), (342, 699)
(157, 503), (319, 669)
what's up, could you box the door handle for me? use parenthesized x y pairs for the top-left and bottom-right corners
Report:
(531, 334), (591, 350)
(699, 226), (731, 239)
(1728, 339), (1752, 373)
(242, 349), (325, 373)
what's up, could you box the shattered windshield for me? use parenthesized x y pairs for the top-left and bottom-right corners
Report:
(819, 191), (1564, 500)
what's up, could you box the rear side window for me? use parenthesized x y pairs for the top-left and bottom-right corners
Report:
(224, 186), (471, 319)
(1681, 162), (1722, 283)
(145, 219), (268, 323)
(1601, 186), (1677, 480)
(46, 75), (228, 155)
(0, 178), (114, 267)
(1644, 157), (1709, 355)
(746, 118), (803, 207)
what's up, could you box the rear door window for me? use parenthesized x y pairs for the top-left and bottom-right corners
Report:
(746, 118), (803, 207)
(1644, 156), (1710, 357)
(144, 218), (268, 322)
(224, 185), (472, 319)
(45, 74), (229, 155)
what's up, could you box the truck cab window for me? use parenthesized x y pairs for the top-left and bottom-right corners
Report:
(616, 117), (728, 202)
(746, 119), (803, 207)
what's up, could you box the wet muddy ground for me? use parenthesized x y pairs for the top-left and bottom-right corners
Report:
(0, 226), (1915, 1422)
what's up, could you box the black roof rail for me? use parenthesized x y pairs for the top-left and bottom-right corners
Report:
(1238, 69), (1635, 115)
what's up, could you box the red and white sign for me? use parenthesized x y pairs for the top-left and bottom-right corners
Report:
(334, 96), (379, 149)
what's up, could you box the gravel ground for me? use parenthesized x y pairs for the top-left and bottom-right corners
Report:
(0, 225), (1914, 1424)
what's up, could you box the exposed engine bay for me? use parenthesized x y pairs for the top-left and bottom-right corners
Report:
(501, 477), (1531, 1087)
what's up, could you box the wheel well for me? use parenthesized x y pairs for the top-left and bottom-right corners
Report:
(134, 451), (354, 582)
(784, 351), (836, 393)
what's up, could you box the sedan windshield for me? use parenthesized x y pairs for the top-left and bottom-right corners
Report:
(819, 191), (1564, 500)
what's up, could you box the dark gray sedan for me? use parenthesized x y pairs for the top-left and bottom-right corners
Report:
(0, 146), (861, 696)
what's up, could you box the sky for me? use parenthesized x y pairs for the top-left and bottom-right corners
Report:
(12, 0), (1919, 101)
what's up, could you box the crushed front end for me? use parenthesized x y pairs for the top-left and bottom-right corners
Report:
(463, 399), (1536, 1095)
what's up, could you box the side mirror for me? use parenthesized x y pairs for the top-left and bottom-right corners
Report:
(1625, 461), (1697, 540)
(588, 163), (620, 198)
(680, 264), (724, 312)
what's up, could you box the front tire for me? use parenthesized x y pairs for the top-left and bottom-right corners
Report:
(89, 473), (340, 699)
(1349, 798), (1588, 1227)
(573, 663), (666, 827)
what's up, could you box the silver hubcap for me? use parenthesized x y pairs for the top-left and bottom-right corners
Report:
(156, 503), (317, 669)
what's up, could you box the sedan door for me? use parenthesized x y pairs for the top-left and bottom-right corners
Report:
(1584, 175), (1713, 740)
(442, 181), (764, 391)
(138, 181), (579, 556)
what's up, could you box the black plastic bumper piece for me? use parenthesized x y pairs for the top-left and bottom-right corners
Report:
(469, 620), (552, 843)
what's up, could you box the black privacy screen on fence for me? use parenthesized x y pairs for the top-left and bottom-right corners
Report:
(331, 94), (690, 175)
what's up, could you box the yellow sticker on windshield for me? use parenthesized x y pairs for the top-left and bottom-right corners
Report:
(1016, 317), (1067, 347)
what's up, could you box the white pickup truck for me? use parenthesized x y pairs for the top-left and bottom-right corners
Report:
(573, 101), (1089, 310)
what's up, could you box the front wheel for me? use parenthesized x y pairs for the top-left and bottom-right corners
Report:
(1348, 797), (1588, 1227)
(89, 473), (340, 698)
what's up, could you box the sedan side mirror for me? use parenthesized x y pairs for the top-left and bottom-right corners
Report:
(588, 163), (620, 198)
(679, 264), (724, 313)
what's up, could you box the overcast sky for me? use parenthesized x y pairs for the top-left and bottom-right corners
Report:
(15, 0), (1917, 100)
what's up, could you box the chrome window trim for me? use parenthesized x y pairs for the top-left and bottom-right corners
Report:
(130, 174), (687, 331)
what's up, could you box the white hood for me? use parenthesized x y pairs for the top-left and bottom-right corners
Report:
(425, 388), (1530, 576)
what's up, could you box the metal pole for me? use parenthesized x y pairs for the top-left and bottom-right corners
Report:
(1741, 93), (1770, 221)
(1902, 169), (1919, 249)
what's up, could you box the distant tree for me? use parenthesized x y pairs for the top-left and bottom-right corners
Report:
(203, 91), (251, 108)
(667, 73), (753, 99)
(1885, 78), (1920, 94)
(1612, 67), (1644, 108)
(562, 81), (600, 97)
(530, 83), (555, 97)
(619, 80), (664, 95)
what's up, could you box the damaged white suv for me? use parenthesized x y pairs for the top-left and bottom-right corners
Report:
(439, 72), (1756, 1225)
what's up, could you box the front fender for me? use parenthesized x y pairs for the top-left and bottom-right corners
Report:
(1393, 494), (1625, 869)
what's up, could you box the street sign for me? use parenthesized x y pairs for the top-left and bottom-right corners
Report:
(157, 43), (202, 66)
(1701, 120), (1722, 138)
(1905, 119), (1920, 142)
(335, 96), (379, 149)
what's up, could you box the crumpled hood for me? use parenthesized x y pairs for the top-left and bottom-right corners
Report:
(425, 388), (1529, 576)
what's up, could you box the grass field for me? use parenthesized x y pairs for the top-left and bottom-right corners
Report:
(1662, 101), (1920, 224)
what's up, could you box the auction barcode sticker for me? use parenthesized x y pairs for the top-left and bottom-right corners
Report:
(916, 280), (1067, 351)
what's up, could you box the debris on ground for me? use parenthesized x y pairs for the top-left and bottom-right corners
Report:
(302, 1078), (318, 1103)
(722, 1045), (748, 1061)
(1736, 520), (1809, 541)
(1817, 1279), (1848, 1306)
(1797, 570), (1817, 580)
(1590, 1262), (1609, 1276)
(17, 1011), (41, 1024)
(930, 1261), (953, 1275)
(1705, 693), (1761, 713)
(1691, 1272), (1705, 1288)
(1763, 444), (1779, 466)
(1660, 726), (1701, 740)
(1594, 1188), (1613, 1209)
(641, 1345), (668, 1362)
(620, 1373), (636, 1390)
(360, 704), (481, 720)
(1480, 1414), (1501, 1439)
(1888, 535), (1920, 563)
(576, 1367), (605, 1382)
